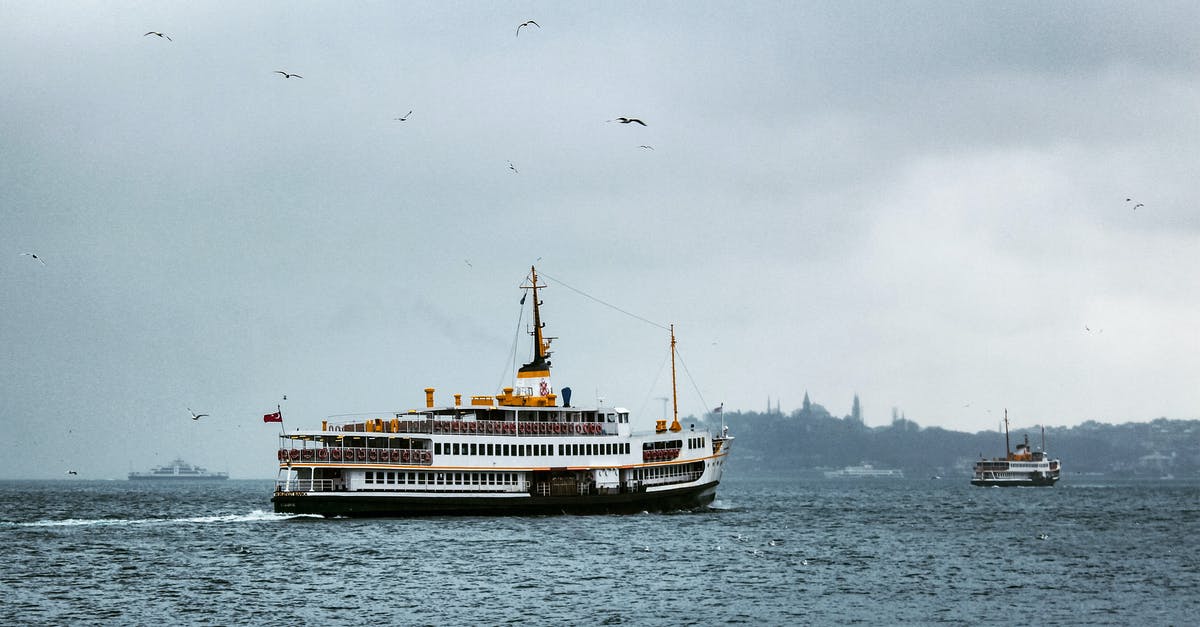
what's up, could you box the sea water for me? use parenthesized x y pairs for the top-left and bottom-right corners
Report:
(2, 475), (1197, 625)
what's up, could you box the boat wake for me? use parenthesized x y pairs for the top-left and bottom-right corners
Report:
(8, 509), (318, 528)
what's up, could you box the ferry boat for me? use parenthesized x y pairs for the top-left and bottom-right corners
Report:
(824, 463), (904, 479)
(971, 411), (1060, 487)
(128, 457), (229, 481)
(271, 267), (733, 517)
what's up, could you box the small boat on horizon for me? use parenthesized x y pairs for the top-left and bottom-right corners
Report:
(971, 410), (1061, 487)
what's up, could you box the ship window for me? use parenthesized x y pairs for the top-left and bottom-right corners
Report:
(503, 444), (510, 456)
(486, 444), (494, 456)
(436, 473), (445, 485)
(470, 443), (477, 455)
(386, 472), (395, 484)
(434, 443), (442, 455)
(365, 472), (373, 484)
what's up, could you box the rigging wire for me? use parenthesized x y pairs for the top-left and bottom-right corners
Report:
(674, 347), (713, 420)
(495, 291), (526, 394)
(538, 271), (670, 332)
(536, 267), (715, 418)
(635, 352), (671, 420)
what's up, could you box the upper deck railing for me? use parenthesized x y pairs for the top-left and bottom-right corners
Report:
(320, 417), (611, 437)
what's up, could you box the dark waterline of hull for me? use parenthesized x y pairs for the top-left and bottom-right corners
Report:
(273, 481), (719, 517)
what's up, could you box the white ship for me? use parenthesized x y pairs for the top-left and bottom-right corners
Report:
(128, 457), (229, 481)
(971, 411), (1061, 487)
(824, 463), (905, 479)
(272, 266), (732, 516)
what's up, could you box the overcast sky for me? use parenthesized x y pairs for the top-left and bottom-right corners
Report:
(2, 2), (1197, 479)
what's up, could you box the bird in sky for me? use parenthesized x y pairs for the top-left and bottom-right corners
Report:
(394, 110), (412, 121)
(508, 161), (519, 174)
(274, 71), (302, 79)
(20, 252), (45, 265)
(609, 117), (647, 126)
(516, 20), (540, 37)
(66, 470), (78, 475)
(188, 408), (210, 421)
(639, 145), (654, 150)
(144, 31), (172, 41)
(1134, 203), (1144, 210)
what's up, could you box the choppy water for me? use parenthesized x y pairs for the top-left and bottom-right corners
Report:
(2, 475), (1197, 625)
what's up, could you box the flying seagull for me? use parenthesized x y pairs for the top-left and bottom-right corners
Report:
(144, 31), (172, 41)
(1134, 203), (1144, 210)
(516, 20), (540, 37)
(609, 117), (647, 126)
(394, 110), (413, 121)
(638, 145), (654, 150)
(66, 470), (78, 476)
(188, 408), (210, 421)
(20, 252), (45, 265)
(274, 71), (303, 79)
(508, 161), (519, 174)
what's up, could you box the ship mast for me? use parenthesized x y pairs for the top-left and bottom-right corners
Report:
(529, 266), (548, 362)
(669, 324), (681, 432)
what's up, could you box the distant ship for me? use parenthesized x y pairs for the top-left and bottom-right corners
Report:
(128, 457), (229, 481)
(824, 463), (904, 479)
(971, 411), (1060, 487)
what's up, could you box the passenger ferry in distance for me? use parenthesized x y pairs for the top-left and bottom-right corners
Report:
(824, 463), (905, 479)
(271, 266), (733, 516)
(971, 411), (1061, 487)
(128, 457), (229, 481)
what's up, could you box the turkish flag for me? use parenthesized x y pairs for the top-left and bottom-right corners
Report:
(263, 411), (282, 423)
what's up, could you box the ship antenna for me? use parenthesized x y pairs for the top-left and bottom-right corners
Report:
(669, 324), (681, 432)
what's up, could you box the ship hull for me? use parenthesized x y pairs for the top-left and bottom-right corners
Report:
(273, 481), (719, 517)
(970, 476), (1058, 487)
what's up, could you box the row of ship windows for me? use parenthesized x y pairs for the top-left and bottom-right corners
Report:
(364, 471), (521, 486)
(687, 436), (707, 449)
(635, 462), (703, 480)
(433, 442), (633, 457)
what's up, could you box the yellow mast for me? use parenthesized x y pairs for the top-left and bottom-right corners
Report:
(669, 324), (681, 432)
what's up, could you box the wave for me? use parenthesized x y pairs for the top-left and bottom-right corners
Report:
(7, 509), (319, 528)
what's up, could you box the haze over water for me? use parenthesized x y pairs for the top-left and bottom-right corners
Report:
(4, 475), (1196, 625)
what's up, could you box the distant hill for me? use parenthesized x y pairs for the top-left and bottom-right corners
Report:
(695, 405), (1200, 479)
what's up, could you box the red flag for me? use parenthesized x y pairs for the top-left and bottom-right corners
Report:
(263, 411), (282, 423)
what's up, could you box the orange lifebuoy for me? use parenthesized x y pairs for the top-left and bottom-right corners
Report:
(331, 448), (343, 461)
(390, 450), (400, 462)
(317, 448), (329, 461)
(356, 448), (367, 461)
(288, 449), (300, 461)
(401, 450), (411, 463)
(278, 449), (286, 461)
(367, 449), (378, 462)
